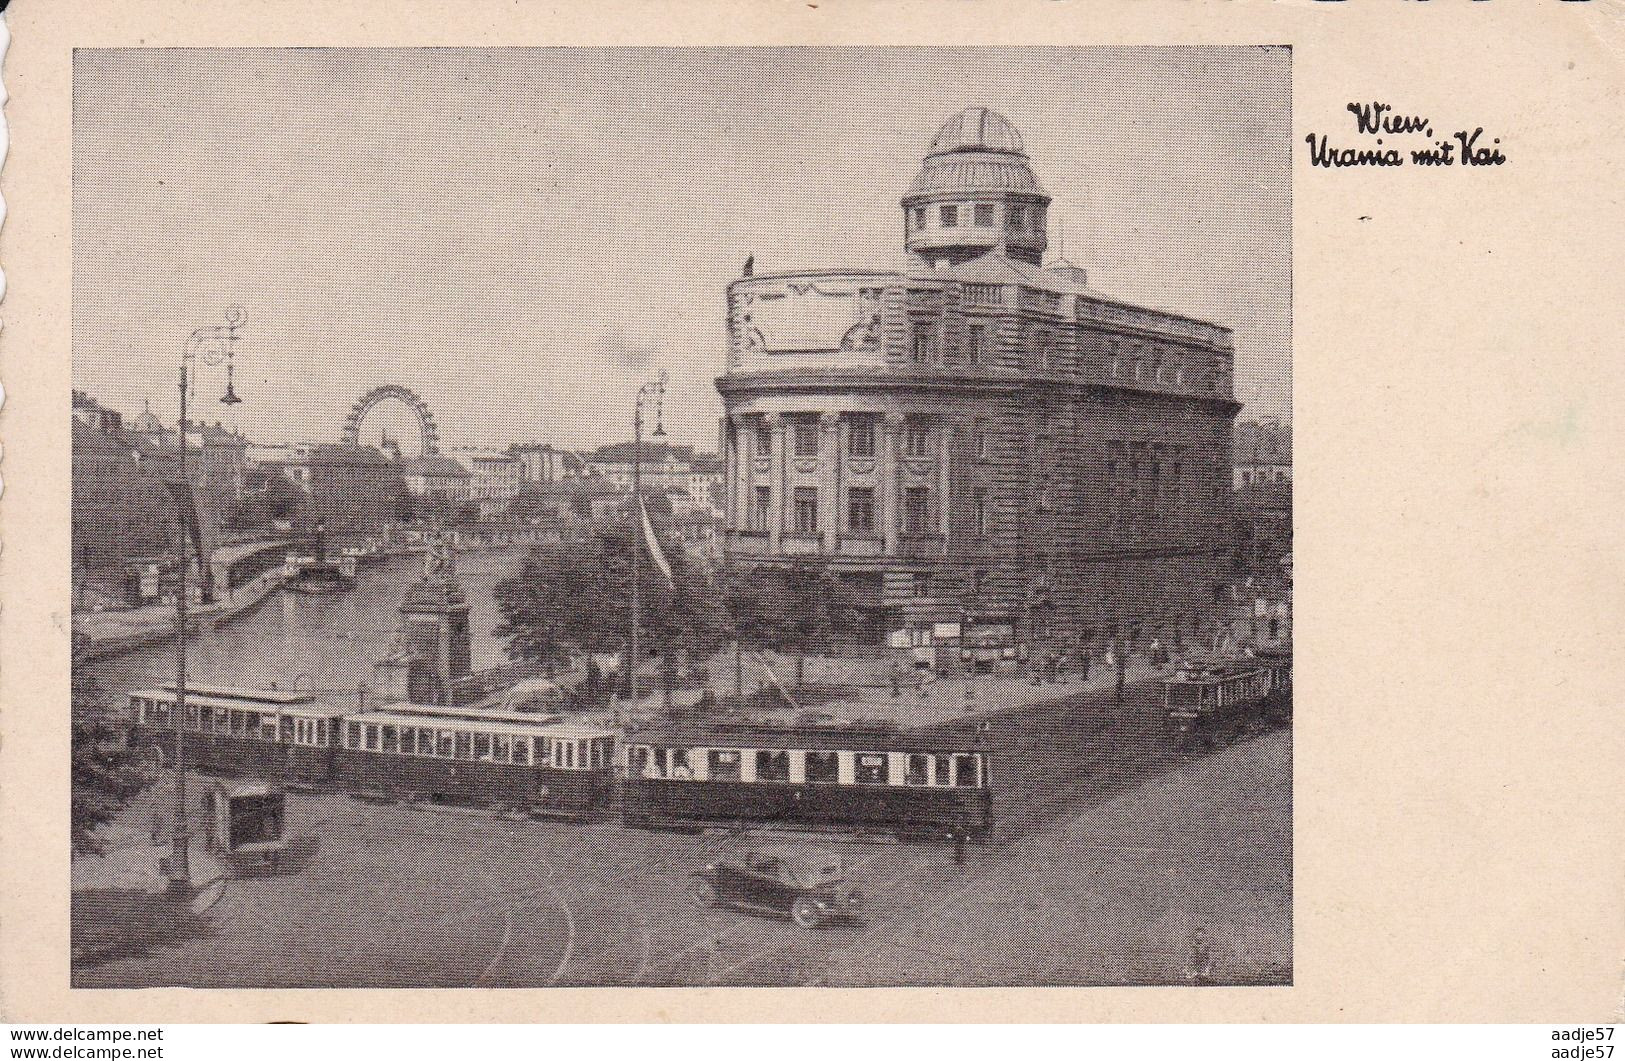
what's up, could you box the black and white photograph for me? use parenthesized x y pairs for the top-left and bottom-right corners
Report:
(65, 46), (1293, 989)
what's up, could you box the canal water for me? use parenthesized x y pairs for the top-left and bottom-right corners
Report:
(82, 547), (529, 718)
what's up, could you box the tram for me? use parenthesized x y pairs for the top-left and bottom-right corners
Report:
(335, 705), (616, 816)
(621, 722), (994, 841)
(127, 685), (617, 817)
(129, 685), (348, 784)
(1161, 660), (1281, 749)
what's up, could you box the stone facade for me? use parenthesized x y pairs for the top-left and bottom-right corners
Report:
(716, 109), (1241, 654)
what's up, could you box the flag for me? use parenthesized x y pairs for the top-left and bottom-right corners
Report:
(639, 497), (674, 587)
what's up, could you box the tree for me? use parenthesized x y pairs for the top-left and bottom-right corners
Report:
(71, 634), (153, 855)
(493, 516), (726, 688)
(723, 561), (863, 690)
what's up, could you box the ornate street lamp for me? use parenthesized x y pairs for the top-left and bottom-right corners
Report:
(166, 307), (246, 896)
(630, 370), (667, 710)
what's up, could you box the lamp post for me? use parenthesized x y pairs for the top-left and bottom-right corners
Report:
(629, 370), (667, 711)
(168, 307), (246, 895)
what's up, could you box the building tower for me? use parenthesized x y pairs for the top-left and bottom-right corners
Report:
(901, 107), (1051, 267)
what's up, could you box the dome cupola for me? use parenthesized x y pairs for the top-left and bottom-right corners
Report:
(902, 107), (1051, 266)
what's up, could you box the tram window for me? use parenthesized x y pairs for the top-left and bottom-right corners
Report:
(934, 755), (951, 785)
(365, 725), (380, 752)
(513, 738), (530, 765)
(280, 716), (295, 743)
(474, 733), (492, 760)
(536, 737), (552, 764)
(231, 710), (247, 736)
(260, 715), (279, 742)
(493, 734), (511, 762)
(348, 722), (361, 749)
(709, 750), (742, 781)
(414, 727), (432, 754)
(670, 748), (692, 779)
(855, 754), (889, 785)
(806, 751), (839, 784)
(187, 705), (201, 730)
(954, 754), (979, 787)
(906, 754), (931, 785)
(756, 750), (790, 782)
(438, 730), (455, 757)
(455, 732), (473, 760)
(215, 709), (229, 734)
(629, 746), (649, 777)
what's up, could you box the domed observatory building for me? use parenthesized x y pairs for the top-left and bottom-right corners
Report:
(717, 108), (1240, 660)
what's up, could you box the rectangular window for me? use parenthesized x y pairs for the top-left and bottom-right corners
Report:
(474, 733), (492, 760)
(974, 203), (994, 226)
(911, 206), (925, 230)
(906, 753), (931, 785)
(438, 730), (455, 757)
(914, 573), (931, 598)
(1033, 205), (1047, 231)
(755, 426), (771, 456)
(756, 750), (790, 782)
(854, 753), (889, 785)
(455, 731), (472, 760)
(848, 418), (875, 458)
(940, 204), (958, 227)
(708, 749), (742, 781)
(912, 328), (936, 364)
(382, 725), (398, 753)
(967, 324), (985, 365)
(792, 419), (819, 457)
(280, 716), (295, 743)
(805, 751), (839, 784)
(793, 487), (818, 534)
(513, 738), (529, 765)
(934, 755), (952, 786)
(847, 487), (875, 534)
(413, 727), (431, 755)
(751, 486), (771, 532)
(904, 425), (931, 458)
(904, 486), (930, 533)
(1007, 205), (1026, 231)
(955, 754), (980, 787)
(365, 724), (379, 751)
(493, 734), (511, 763)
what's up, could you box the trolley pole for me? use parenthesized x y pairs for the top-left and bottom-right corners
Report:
(168, 309), (246, 897)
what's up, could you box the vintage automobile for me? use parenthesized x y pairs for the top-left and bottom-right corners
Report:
(688, 846), (862, 929)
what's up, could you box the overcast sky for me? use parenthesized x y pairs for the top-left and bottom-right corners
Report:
(72, 46), (1291, 453)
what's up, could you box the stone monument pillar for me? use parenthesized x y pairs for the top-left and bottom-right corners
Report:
(373, 528), (471, 705)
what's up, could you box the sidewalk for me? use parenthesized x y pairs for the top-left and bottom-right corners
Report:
(74, 567), (285, 660)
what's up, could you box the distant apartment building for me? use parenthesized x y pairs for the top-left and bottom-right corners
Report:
(1234, 417), (1291, 487)
(269, 443), (406, 533)
(446, 448), (521, 519)
(582, 441), (726, 515)
(508, 442), (584, 484)
(402, 454), (473, 502)
(71, 400), (178, 569)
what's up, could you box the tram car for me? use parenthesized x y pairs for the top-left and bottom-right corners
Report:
(333, 704), (616, 817)
(1161, 663), (1275, 749)
(128, 684), (348, 785)
(621, 722), (993, 841)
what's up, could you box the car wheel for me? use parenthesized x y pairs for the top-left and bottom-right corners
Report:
(790, 896), (822, 930)
(687, 874), (716, 907)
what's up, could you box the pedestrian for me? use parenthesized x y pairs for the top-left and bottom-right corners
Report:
(1079, 648), (1092, 682)
(952, 829), (967, 865)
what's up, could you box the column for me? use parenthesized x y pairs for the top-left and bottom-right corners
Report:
(766, 413), (785, 553)
(732, 416), (752, 533)
(881, 413), (903, 555)
(819, 412), (841, 553)
(938, 422), (952, 542)
(721, 417), (735, 533)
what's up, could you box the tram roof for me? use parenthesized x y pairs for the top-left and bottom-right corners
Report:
(153, 682), (319, 704)
(1161, 664), (1270, 686)
(372, 701), (566, 726)
(347, 710), (614, 740)
(132, 688), (350, 717)
(628, 721), (986, 754)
